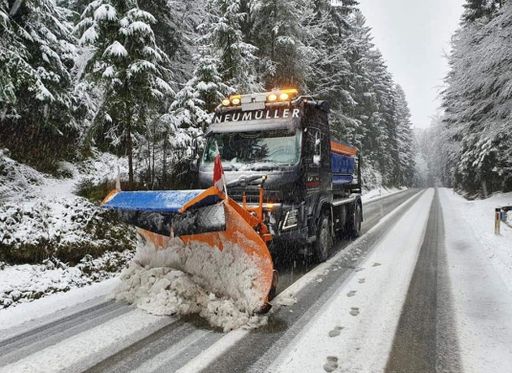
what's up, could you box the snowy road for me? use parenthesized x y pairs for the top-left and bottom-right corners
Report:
(1, 188), (510, 372)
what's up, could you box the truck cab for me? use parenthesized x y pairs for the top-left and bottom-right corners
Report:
(198, 90), (362, 261)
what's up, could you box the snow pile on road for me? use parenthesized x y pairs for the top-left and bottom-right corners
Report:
(0, 250), (133, 309)
(113, 238), (268, 332)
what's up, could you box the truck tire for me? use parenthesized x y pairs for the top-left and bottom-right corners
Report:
(348, 202), (362, 238)
(315, 211), (333, 262)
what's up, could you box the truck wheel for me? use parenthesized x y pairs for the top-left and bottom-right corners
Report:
(315, 212), (333, 262)
(348, 203), (362, 238)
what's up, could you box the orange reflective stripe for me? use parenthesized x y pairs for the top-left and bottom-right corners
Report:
(331, 141), (358, 156)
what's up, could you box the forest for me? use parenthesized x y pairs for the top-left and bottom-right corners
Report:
(0, 0), (416, 191)
(430, 0), (512, 197)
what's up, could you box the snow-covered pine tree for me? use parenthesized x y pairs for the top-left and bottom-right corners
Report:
(0, 0), (78, 168)
(337, 10), (383, 185)
(368, 50), (400, 186)
(204, 0), (261, 93)
(301, 0), (361, 152)
(77, 0), (173, 184)
(0, 0), (18, 109)
(462, 0), (504, 23)
(139, 0), (206, 85)
(394, 85), (415, 186)
(159, 42), (231, 186)
(439, 0), (512, 195)
(325, 8), (413, 188)
(250, 0), (308, 89)
(303, 0), (352, 99)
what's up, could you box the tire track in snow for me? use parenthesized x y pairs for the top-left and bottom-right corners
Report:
(274, 189), (419, 293)
(83, 317), (220, 373)
(0, 300), (131, 366)
(0, 310), (179, 373)
(385, 189), (462, 373)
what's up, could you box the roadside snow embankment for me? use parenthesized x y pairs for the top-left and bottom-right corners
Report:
(0, 251), (133, 308)
(0, 151), (134, 264)
(0, 149), (136, 309)
(113, 238), (268, 332)
(442, 189), (512, 291)
(439, 188), (512, 372)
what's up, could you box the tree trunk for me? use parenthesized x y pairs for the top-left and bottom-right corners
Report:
(127, 117), (134, 187)
(162, 134), (167, 186)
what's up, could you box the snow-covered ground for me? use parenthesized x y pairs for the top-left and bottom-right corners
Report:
(0, 278), (120, 333)
(439, 188), (512, 372)
(439, 189), (512, 291)
(0, 149), (135, 309)
(270, 189), (512, 372)
(0, 251), (133, 309)
(2, 187), (511, 372)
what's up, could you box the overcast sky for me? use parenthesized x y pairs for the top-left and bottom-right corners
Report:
(357, 0), (465, 128)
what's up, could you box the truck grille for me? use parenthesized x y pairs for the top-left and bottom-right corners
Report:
(229, 190), (283, 204)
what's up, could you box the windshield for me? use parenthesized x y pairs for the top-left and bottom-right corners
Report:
(201, 130), (302, 171)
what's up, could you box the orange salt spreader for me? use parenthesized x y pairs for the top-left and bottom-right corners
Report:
(102, 179), (277, 313)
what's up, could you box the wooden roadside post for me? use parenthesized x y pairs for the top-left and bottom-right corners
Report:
(495, 208), (501, 235)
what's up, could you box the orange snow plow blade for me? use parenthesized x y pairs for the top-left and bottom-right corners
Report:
(102, 186), (276, 313)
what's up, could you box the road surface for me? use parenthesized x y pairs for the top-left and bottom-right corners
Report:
(1, 188), (510, 372)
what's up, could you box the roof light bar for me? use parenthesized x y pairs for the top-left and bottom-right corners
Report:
(267, 93), (277, 102)
(219, 89), (299, 108)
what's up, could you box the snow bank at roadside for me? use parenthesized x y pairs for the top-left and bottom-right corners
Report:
(442, 189), (512, 292)
(0, 149), (135, 263)
(440, 188), (512, 371)
(0, 250), (133, 309)
(362, 186), (407, 203)
(0, 149), (136, 308)
(113, 238), (268, 332)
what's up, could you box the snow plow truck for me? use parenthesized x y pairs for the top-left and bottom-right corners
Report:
(102, 89), (362, 313)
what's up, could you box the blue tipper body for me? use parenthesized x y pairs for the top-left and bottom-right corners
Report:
(331, 152), (356, 186)
(103, 190), (221, 213)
